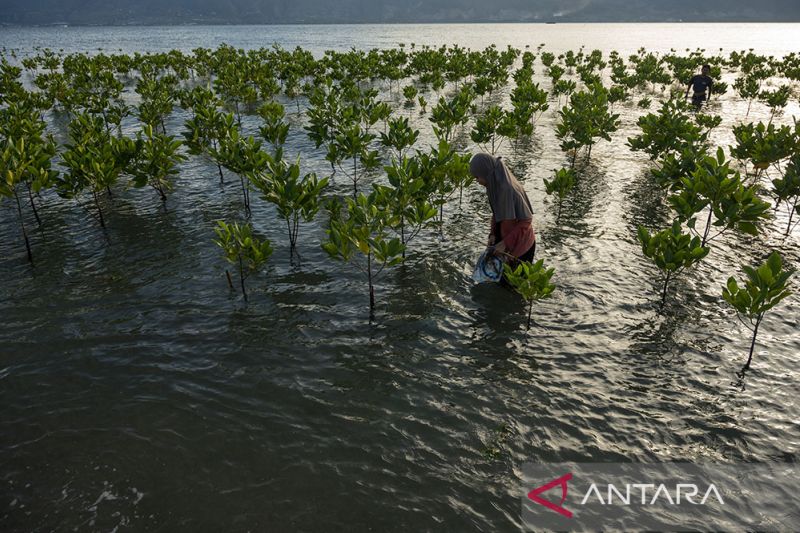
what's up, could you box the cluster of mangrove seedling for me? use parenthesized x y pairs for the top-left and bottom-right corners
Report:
(627, 94), (797, 372)
(1, 43), (799, 365)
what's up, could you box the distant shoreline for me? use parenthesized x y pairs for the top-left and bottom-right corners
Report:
(2, 21), (800, 28)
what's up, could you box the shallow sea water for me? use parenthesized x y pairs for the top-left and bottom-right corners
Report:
(1, 23), (799, 532)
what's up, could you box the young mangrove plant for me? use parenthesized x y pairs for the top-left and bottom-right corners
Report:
(470, 105), (513, 155)
(215, 118), (272, 216)
(417, 140), (471, 226)
(57, 113), (135, 230)
(759, 85), (792, 123)
(503, 259), (556, 329)
(0, 136), (57, 264)
(333, 121), (381, 198)
(250, 157), (329, 255)
(637, 220), (710, 305)
(429, 86), (473, 143)
(402, 85), (418, 107)
(627, 97), (708, 161)
(376, 156), (438, 257)
(669, 148), (772, 247)
(417, 96), (428, 114)
(722, 251), (793, 374)
(128, 124), (187, 204)
(322, 192), (405, 311)
(258, 101), (290, 154)
(772, 151), (800, 235)
(136, 73), (178, 135)
(379, 116), (419, 161)
(730, 121), (796, 180)
(181, 86), (227, 184)
(556, 83), (619, 167)
(733, 74), (763, 118)
(1, 95), (58, 228)
(213, 220), (273, 302)
(510, 80), (549, 128)
(543, 167), (576, 222)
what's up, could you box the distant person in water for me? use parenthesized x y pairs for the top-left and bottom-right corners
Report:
(686, 64), (714, 108)
(470, 153), (536, 276)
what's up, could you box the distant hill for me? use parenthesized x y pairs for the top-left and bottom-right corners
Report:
(2, 0), (799, 25)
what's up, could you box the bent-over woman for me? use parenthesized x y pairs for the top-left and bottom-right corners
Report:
(469, 153), (536, 275)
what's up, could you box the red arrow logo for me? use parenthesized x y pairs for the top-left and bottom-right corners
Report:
(527, 473), (573, 518)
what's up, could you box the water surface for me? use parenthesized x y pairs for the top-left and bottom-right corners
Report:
(1, 23), (799, 532)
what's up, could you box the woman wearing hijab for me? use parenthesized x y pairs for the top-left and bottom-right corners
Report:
(469, 153), (536, 268)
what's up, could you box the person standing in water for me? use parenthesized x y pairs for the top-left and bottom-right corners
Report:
(686, 64), (714, 108)
(470, 153), (536, 270)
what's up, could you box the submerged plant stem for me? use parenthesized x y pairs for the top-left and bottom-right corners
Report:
(743, 315), (762, 372)
(13, 189), (33, 264)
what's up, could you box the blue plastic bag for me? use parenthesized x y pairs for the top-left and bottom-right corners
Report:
(472, 249), (503, 283)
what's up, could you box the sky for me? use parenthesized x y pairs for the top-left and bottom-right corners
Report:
(1, 0), (800, 24)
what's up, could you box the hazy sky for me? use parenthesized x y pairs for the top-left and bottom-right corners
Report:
(2, 0), (800, 24)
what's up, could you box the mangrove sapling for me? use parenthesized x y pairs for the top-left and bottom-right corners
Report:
(555, 83), (619, 167)
(733, 75), (762, 118)
(128, 124), (187, 204)
(470, 105), (514, 156)
(214, 62), (258, 127)
(333, 122), (380, 198)
(418, 96), (428, 114)
(257, 101), (290, 154)
(607, 85), (629, 109)
(322, 192), (405, 311)
(304, 83), (344, 173)
(637, 220), (710, 305)
(730, 122), (796, 180)
(181, 86), (227, 184)
(511, 78), (548, 125)
(711, 80), (729, 99)
(215, 120), (273, 216)
(772, 151), (800, 235)
(759, 85), (791, 123)
(552, 79), (577, 105)
(250, 157), (329, 255)
(722, 251), (794, 374)
(503, 107), (535, 155)
(503, 259), (556, 330)
(282, 73), (303, 114)
(361, 99), (392, 137)
(402, 85), (418, 107)
(0, 59), (26, 105)
(627, 97), (707, 161)
(70, 62), (127, 134)
(669, 148), (772, 247)
(417, 140), (471, 227)
(429, 87), (473, 143)
(136, 74), (178, 135)
(0, 136), (57, 264)
(651, 146), (708, 191)
(379, 116), (419, 161)
(547, 64), (565, 86)
(58, 113), (136, 230)
(377, 156), (438, 257)
(0, 97), (58, 225)
(693, 112), (723, 137)
(543, 168), (576, 222)
(213, 220), (273, 302)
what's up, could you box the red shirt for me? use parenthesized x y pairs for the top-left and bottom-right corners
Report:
(490, 215), (536, 259)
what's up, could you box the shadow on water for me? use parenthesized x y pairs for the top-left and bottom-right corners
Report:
(539, 158), (608, 246)
(506, 134), (544, 179)
(623, 166), (673, 231)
